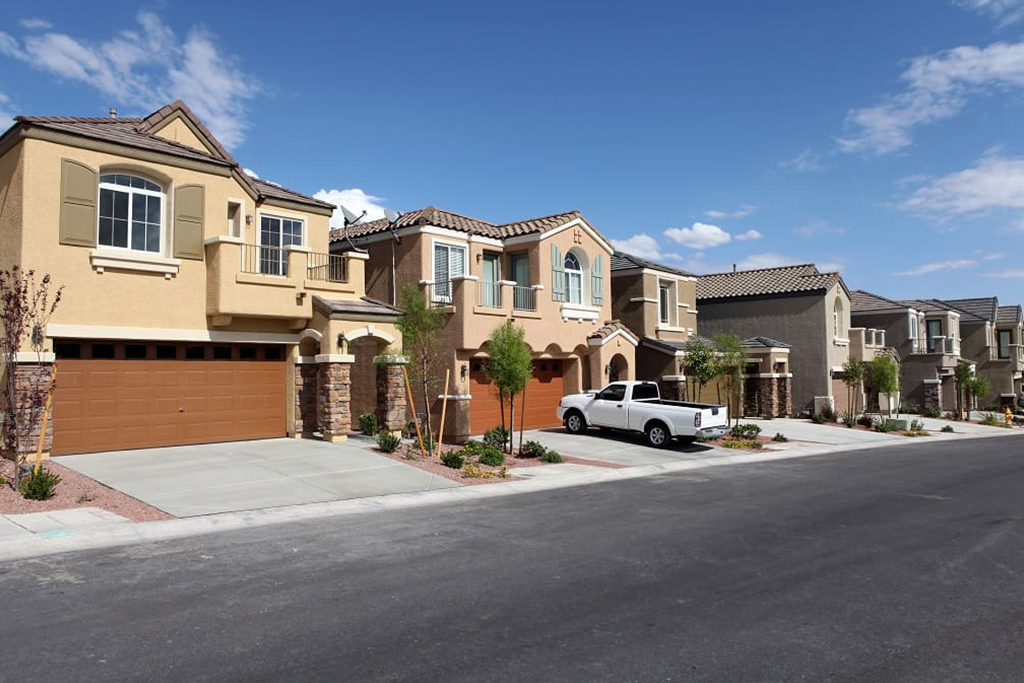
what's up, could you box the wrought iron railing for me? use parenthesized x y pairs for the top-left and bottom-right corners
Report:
(241, 243), (288, 276)
(513, 286), (536, 311)
(478, 282), (502, 308)
(306, 252), (347, 283)
(429, 280), (453, 307)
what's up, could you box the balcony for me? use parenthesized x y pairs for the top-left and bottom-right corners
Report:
(205, 237), (363, 324)
(849, 327), (886, 361)
(419, 276), (548, 348)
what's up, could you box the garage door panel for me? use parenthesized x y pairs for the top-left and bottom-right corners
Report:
(469, 363), (565, 434)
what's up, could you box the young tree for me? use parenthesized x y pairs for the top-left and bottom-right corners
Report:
(870, 354), (900, 417)
(1, 267), (63, 487)
(713, 333), (746, 426)
(966, 374), (990, 414)
(485, 322), (533, 453)
(840, 358), (866, 416)
(954, 362), (974, 419)
(681, 337), (719, 403)
(395, 284), (446, 443)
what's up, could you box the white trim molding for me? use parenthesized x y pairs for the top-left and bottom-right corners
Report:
(315, 353), (356, 363)
(90, 248), (181, 278)
(629, 296), (657, 303)
(343, 325), (396, 345)
(47, 324), (302, 344)
(560, 302), (600, 321)
(14, 352), (56, 363)
(922, 379), (942, 385)
(299, 329), (323, 343)
(588, 328), (640, 348)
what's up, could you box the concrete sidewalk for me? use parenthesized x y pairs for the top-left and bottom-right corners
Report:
(0, 507), (131, 540)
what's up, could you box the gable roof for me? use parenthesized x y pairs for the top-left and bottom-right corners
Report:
(898, 298), (986, 322)
(742, 336), (792, 349)
(997, 305), (1022, 325)
(696, 263), (846, 301)
(5, 100), (332, 212)
(941, 297), (999, 322)
(851, 289), (911, 313)
(610, 251), (694, 278)
(330, 206), (587, 243)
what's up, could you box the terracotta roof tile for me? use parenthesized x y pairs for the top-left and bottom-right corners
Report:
(330, 206), (586, 243)
(587, 320), (638, 341)
(941, 297), (999, 322)
(851, 290), (910, 313)
(696, 264), (844, 300)
(997, 305), (1022, 325)
(610, 251), (694, 277)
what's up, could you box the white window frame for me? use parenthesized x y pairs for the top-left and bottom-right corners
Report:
(97, 173), (165, 254)
(258, 213), (305, 276)
(564, 252), (583, 305)
(431, 238), (468, 303)
(658, 281), (671, 325)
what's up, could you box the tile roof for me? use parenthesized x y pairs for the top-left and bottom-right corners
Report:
(249, 177), (334, 209)
(696, 264), (845, 301)
(313, 295), (403, 317)
(610, 251), (695, 277)
(850, 290), (910, 313)
(942, 297), (999, 322)
(330, 206), (585, 243)
(643, 335), (790, 353)
(587, 320), (639, 342)
(742, 336), (792, 349)
(997, 305), (1022, 325)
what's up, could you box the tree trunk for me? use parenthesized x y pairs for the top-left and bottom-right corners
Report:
(499, 391), (505, 438)
(420, 359), (432, 443)
(508, 393), (515, 454)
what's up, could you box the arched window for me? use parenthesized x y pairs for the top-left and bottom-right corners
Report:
(98, 173), (163, 253)
(834, 298), (844, 338)
(564, 252), (582, 304)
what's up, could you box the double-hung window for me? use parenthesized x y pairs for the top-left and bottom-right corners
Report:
(259, 215), (303, 276)
(658, 282), (671, 324)
(98, 174), (163, 253)
(564, 252), (583, 304)
(998, 330), (1011, 359)
(432, 242), (466, 302)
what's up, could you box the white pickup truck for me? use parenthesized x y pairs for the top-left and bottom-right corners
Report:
(556, 381), (729, 448)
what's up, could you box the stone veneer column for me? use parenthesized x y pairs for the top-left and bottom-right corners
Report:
(316, 354), (354, 443)
(293, 359), (319, 436)
(743, 377), (759, 417)
(923, 380), (942, 414)
(376, 355), (408, 434)
(779, 377), (792, 417)
(5, 360), (55, 460)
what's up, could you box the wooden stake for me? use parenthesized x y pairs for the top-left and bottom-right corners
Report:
(436, 369), (450, 458)
(518, 383), (526, 456)
(402, 364), (427, 459)
(33, 365), (56, 475)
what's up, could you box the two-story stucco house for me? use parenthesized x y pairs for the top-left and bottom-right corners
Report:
(695, 264), (853, 416)
(944, 297), (1024, 409)
(331, 206), (637, 441)
(0, 100), (406, 458)
(609, 251), (793, 417)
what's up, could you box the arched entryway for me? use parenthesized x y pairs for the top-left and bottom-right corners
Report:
(345, 326), (397, 430)
(609, 353), (629, 383)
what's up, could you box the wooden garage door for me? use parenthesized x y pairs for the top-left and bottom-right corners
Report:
(52, 351), (286, 455)
(469, 359), (565, 435)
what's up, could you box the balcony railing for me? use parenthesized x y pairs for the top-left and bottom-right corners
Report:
(915, 336), (957, 354)
(513, 286), (536, 311)
(429, 280), (453, 307)
(306, 251), (347, 283)
(478, 281), (502, 308)
(241, 243), (288, 276)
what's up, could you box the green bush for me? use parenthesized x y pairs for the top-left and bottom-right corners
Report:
(440, 449), (464, 469)
(482, 426), (509, 450)
(810, 412), (828, 425)
(980, 412), (1001, 426)
(358, 412), (378, 435)
(18, 467), (62, 501)
(943, 411), (958, 421)
(873, 418), (896, 433)
(857, 415), (874, 428)
(922, 405), (942, 419)
(772, 432), (789, 443)
(519, 440), (547, 459)
(730, 423), (762, 440)
(478, 446), (505, 467)
(910, 419), (925, 432)
(376, 430), (401, 453)
(839, 411), (856, 428)
(539, 448), (563, 463)
(941, 425), (955, 433)
(721, 439), (763, 450)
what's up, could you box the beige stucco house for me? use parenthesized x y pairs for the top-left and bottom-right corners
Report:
(331, 206), (636, 441)
(0, 100), (405, 457)
(943, 297), (1024, 409)
(610, 251), (793, 417)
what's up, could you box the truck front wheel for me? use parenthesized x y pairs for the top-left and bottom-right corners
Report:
(564, 410), (587, 435)
(645, 421), (670, 448)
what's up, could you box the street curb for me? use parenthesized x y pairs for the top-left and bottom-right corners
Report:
(1, 429), (1019, 563)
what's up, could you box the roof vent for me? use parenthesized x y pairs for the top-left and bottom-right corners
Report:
(732, 263), (737, 274)
(109, 108), (117, 119)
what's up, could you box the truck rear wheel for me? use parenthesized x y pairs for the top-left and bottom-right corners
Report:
(645, 421), (670, 448)
(564, 410), (586, 435)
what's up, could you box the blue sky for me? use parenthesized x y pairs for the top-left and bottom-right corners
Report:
(2, 0), (1024, 304)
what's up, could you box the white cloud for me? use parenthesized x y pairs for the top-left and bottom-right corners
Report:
(313, 188), (390, 229)
(704, 204), (756, 219)
(0, 91), (14, 128)
(983, 251), (1007, 260)
(778, 148), (823, 172)
(818, 261), (845, 273)
(954, 0), (1024, 26)
(896, 259), (979, 276)
(734, 229), (762, 241)
(736, 253), (803, 270)
(18, 18), (53, 31)
(242, 167), (259, 179)
(0, 11), (258, 148)
(793, 220), (848, 238)
(609, 234), (681, 261)
(664, 222), (733, 249)
(899, 153), (1024, 223)
(839, 39), (1024, 154)
(987, 269), (1024, 278)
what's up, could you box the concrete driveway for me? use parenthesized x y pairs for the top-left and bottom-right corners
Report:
(520, 427), (729, 466)
(55, 438), (459, 518)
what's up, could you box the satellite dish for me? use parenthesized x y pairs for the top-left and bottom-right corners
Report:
(340, 205), (363, 226)
(384, 208), (401, 224)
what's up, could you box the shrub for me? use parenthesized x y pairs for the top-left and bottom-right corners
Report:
(18, 467), (61, 501)
(941, 425), (955, 433)
(519, 440), (547, 459)
(440, 449), (464, 469)
(943, 411), (958, 421)
(483, 426), (510, 450)
(980, 412), (1001, 427)
(376, 430), (401, 453)
(922, 405), (942, 419)
(358, 412), (378, 435)
(730, 423), (762, 440)
(899, 402), (918, 415)
(910, 419), (925, 432)
(857, 415), (874, 428)
(873, 418), (896, 433)
(839, 411), (856, 428)
(478, 446), (505, 467)
(810, 412), (828, 425)
(721, 439), (763, 450)
(539, 449), (563, 463)
(772, 432), (789, 443)
(461, 440), (484, 455)
(821, 406), (836, 423)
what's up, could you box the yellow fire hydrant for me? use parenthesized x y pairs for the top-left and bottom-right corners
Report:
(1006, 407), (1014, 427)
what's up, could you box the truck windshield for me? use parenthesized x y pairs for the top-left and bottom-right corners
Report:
(631, 383), (659, 401)
(596, 385), (626, 402)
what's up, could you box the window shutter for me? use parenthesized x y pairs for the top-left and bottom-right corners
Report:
(591, 254), (604, 305)
(173, 184), (205, 260)
(551, 244), (565, 302)
(59, 159), (98, 247)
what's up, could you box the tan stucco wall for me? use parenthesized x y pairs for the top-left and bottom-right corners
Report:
(151, 117), (213, 155)
(0, 140), (23, 273)
(610, 269), (696, 343)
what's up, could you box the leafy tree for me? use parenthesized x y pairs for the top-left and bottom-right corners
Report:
(485, 322), (533, 453)
(870, 354), (900, 417)
(840, 358), (867, 416)
(681, 337), (719, 402)
(395, 284), (446, 442)
(954, 362), (974, 418)
(713, 334), (746, 426)
(966, 374), (990, 413)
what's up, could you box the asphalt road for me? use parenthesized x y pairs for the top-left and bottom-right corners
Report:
(4, 436), (1024, 682)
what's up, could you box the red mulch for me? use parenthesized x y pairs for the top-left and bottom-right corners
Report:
(0, 458), (172, 522)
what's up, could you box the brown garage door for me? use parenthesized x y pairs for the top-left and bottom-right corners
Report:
(52, 341), (286, 455)
(469, 359), (565, 435)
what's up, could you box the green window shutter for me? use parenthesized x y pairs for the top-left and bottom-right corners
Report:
(59, 159), (98, 247)
(551, 244), (565, 302)
(173, 184), (205, 260)
(592, 254), (604, 305)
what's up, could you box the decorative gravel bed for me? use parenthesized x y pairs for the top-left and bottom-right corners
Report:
(0, 459), (173, 522)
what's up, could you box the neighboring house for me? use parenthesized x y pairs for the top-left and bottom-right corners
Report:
(331, 206), (636, 440)
(0, 100), (405, 458)
(695, 264), (853, 415)
(943, 297), (1024, 409)
(609, 251), (793, 417)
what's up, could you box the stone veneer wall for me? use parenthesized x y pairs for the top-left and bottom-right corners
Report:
(4, 363), (55, 458)
(294, 363), (319, 435)
(923, 382), (942, 413)
(376, 362), (407, 432)
(317, 362), (351, 440)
